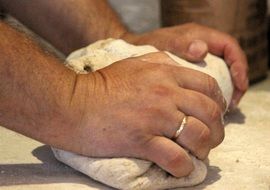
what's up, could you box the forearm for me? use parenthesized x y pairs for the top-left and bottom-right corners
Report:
(0, 21), (78, 148)
(0, 0), (128, 54)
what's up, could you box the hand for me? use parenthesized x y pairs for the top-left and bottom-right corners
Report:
(66, 52), (225, 177)
(122, 23), (249, 109)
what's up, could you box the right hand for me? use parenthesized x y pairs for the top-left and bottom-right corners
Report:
(64, 52), (226, 177)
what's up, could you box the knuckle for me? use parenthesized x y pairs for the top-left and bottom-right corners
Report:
(165, 153), (194, 176)
(205, 74), (225, 111)
(168, 37), (182, 50)
(198, 128), (211, 145)
(211, 127), (225, 147)
(151, 84), (171, 97)
(218, 32), (239, 45)
(192, 128), (211, 159)
(214, 128), (225, 146)
(128, 126), (149, 143)
(228, 36), (239, 45)
(148, 107), (166, 119)
(153, 63), (170, 75)
(139, 106), (174, 135)
(166, 153), (185, 167)
(208, 102), (222, 123)
(127, 121), (159, 146)
(206, 74), (219, 95)
(206, 103), (225, 147)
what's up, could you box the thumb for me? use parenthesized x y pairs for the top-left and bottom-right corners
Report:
(172, 40), (208, 63)
(143, 136), (194, 177)
(168, 38), (208, 63)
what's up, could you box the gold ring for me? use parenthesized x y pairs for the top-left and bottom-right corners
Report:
(173, 116), (187, 139)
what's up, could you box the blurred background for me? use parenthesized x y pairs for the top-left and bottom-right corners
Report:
(108, 0), (270, 83)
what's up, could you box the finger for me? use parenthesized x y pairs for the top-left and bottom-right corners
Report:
(229, 87), (247, 110)
(171, 66), (227, 112)
(173, 88), (225, 147)
(198, 30), (249, 104)
(156, 31), (208, 62)
(168, 37), (209, 62)
(137, 52), (227, 112)
(227, 48), (249, 90)
(144, 136), (194, 177)
(160, 30), (208, 62)
(129, 29), (208, 62)
(186, 40), (208, 62)
(229, 54), (249, 108)
(174, 115), (211, 160)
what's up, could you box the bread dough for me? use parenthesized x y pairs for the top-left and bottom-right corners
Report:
(66, 39), (233, 106)
(52, 149), (207, 190)
(52, 39), (233, 190)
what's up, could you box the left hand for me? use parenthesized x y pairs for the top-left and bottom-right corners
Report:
(122, 23), (249, 109)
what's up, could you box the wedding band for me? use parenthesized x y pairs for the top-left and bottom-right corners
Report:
(173, 116), (187, 139)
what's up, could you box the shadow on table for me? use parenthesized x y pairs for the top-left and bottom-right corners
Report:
(224, 108), (246, 125)
(0, 145), (112, 189)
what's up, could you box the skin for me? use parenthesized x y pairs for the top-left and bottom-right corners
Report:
(123, 24), (249, 108)
(0, 0), (248, 177)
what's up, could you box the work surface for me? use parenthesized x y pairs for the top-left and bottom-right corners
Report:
(1, 75), (270, 190)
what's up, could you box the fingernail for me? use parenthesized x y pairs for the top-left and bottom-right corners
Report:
(187, 40), (207, 59)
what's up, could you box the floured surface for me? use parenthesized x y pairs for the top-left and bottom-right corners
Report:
(181, 81), (270, 190)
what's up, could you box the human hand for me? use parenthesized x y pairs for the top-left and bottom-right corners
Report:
(66, 52), (226, 177)
(122, 23), (249, 109)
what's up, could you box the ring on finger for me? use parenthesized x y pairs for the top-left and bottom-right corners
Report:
(173, 116), (188, 139)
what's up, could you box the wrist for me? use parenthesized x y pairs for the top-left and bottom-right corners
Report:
(59, 73), (97, 152)
(63, 71), (123, 156)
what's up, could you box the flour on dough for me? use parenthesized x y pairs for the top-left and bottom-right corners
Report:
(52, 39), (233, 190)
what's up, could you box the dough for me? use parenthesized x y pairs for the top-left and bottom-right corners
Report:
(52, 39), (233, 190)
(65, 39), (233, 106)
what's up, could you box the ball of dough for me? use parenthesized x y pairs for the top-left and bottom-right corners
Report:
(52, 39), (233, 190)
